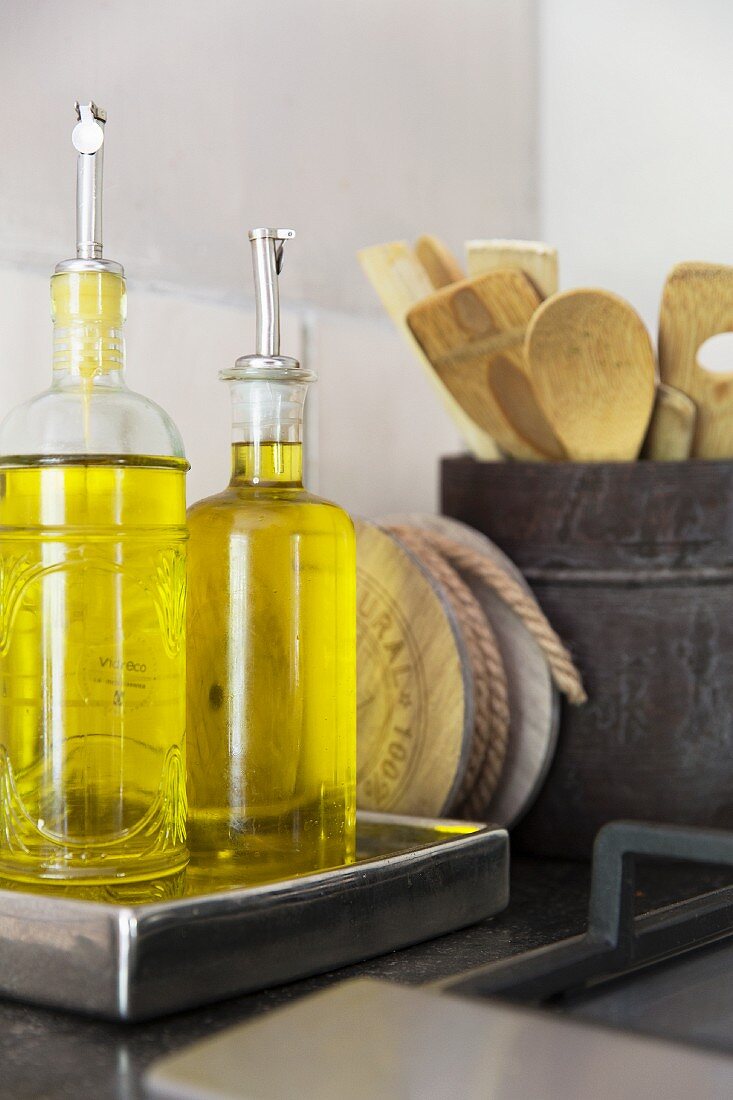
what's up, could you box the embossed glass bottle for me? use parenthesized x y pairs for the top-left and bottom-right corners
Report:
(187, 229), (356, 883)
(0, 103), (188, 885)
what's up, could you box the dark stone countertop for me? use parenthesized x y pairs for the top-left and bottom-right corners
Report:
(1, 855), (729, 1100)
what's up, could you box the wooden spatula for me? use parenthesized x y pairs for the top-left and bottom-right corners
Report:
(642, 384), (697, 461)
(358, 242), (501, 460)
(415, 235), (464, 288)
(658, 262), (733, 458)
(406, 270), (565, 461)
(467, 239), (558, 299)
(524, 289), (656, 461)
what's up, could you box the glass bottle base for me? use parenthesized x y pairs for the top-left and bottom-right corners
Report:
(0, 849), (189, 888)
(186, 795), (356, 889)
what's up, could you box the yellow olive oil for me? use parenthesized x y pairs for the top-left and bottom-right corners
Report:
(0, 106), (189, 889)
(0, 457), (188, 883)
(186, 441), (356, 883)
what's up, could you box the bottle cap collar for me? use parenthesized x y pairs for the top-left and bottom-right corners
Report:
(221, 354), (315, 383)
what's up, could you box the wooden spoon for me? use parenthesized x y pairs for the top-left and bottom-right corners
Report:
(415, 235), (464, 289)
(524, 289), (656, 461)
(467, 239), (558, 299)
(358, 241), (501, 460)
(642, 383), (697, 461)
(658, 262), (733, 458)
(407, 270), (565, 461)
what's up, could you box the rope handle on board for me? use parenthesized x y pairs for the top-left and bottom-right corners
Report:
(389, 527), (587, 705)
(387, 525), (586, 821)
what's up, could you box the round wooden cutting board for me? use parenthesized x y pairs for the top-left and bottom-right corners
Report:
(378, 514), (560, 827)
(355, 519), (474, 816)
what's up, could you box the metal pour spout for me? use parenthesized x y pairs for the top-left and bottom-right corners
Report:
(227, 226), (310, 380)
(249, 228), (295, 357)
(72, 101), (106, 261)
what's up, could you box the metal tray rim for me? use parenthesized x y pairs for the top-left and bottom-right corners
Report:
(0, 811), (499, 918)
(0, 811), (509, 1021)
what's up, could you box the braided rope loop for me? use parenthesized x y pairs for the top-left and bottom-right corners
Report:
(386, 524), (586, 817)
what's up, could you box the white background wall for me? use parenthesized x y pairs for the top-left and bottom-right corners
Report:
(0, 0), (538, 514)
(539, 0), (733, 337)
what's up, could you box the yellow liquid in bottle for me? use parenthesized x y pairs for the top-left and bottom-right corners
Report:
(0, 456), (188, 884)
(186, 441), (356, 884)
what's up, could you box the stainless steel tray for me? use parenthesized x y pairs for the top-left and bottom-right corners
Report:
(0, 812), (508, 1021)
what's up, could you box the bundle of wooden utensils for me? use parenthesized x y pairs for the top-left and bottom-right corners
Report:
(359, 238), (733, 461)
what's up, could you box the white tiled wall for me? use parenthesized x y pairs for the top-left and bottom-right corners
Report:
(0, 1), (538, 316)
(307, 307), (462, 515)
(0, 1), (538, 514)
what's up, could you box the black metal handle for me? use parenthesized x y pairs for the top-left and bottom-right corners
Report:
(588, 820), (733, 948)
(440, 820), (733, 1005)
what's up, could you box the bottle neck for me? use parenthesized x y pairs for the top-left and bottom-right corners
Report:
(51, 269), (127, 385)
(227, 377), (309, 487)
(231, 440), (303, 485)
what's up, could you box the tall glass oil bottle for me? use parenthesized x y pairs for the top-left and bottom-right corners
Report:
(0, 103), (188, 886)
(187, 228), (356, 882)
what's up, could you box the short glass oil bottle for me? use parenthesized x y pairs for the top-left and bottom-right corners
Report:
(187, 228), (356, 882)
(0, 104), (188, 887)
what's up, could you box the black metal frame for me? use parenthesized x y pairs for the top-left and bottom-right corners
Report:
(443, 821), (733, 1004)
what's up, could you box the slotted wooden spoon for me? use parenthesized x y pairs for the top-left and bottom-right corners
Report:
(407, 270), (565, 461)
(658, 262), (733, 458)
